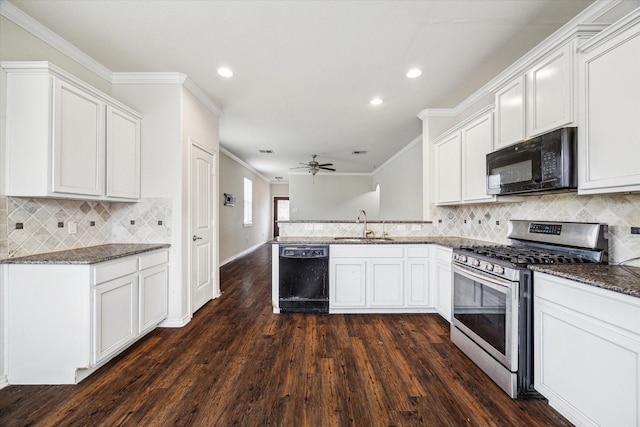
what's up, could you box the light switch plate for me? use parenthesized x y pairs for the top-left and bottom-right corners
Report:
(411, 224), (421, 231)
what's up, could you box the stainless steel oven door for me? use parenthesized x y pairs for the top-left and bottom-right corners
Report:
(451, 264), (519, 371)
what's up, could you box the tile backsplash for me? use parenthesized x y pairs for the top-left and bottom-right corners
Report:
(280, 193), (640, 266)
(0, 196), (172, 259)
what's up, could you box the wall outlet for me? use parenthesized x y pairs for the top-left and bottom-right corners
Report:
(631, 227), (640, 235)
(314, 224), (323, 231)
(68, 221), (77, 234)
(304, 224), (313, 230)
(397, 224), (407, 231)
(411, 224), (421, 231)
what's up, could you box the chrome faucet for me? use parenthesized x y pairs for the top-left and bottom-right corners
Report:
(356, 209), (368, 238)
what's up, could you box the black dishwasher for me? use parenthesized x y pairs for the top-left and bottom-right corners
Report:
(279, 245), (329, 314)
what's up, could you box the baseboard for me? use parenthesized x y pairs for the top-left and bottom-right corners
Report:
(0, 374), (8, 389)
(220, 240), (269, 266)
(159, 314), (191, 328)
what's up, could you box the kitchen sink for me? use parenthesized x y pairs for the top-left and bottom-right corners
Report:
(333, 237), (393, 242)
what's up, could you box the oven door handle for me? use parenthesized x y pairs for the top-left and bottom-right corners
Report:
(452, 264), (515, 290)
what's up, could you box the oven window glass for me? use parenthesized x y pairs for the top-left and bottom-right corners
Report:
(453, 273), (507, 355)
(491, 159), (532, 185)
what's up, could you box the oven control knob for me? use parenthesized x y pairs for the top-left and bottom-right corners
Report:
(458, 255), (467, 263)
(494, 265), (505, 275)
(470, 258), (480, 267)
(485, 263), (494, 272)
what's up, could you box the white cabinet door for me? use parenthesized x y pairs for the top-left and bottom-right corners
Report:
(139, 264), (168, 334)
(368, 259), (404, 307)
(331, 260), (366, 307)
(106, 105), (141, 199)
(406, 259), (430, 306)
(435, 132), (462, 204)
(578, 15), (640, 194)
(93, 274), (138, 364)
(527, 43), (574, 137)
(534, 273), (640, 427)
(53, 79), (105, 196)
(494, 76), (525, 149)
(461, 112), (493, 202)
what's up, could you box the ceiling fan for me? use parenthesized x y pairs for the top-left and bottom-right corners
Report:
(291, 154), (336, 176)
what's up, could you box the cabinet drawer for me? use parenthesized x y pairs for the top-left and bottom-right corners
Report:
(407, 246), (430, 258)
(94, 257), (138, 284)
(331, 244), (403, 258)
(140, 250), (169, 270)
(433, 246), (453, 263)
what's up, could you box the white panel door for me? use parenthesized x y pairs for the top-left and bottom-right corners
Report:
(331, 260), (366, 307)
(93, 274), (137, 364)
(190, 144), (216, 313)
(53, 79), (105, 196)
(461, 112), (493, 202)
(434, 132), (462, 204)
(369, 260), (404, 306)
(494, 76), (525, 149)
(579, 26), (640, 193)
(106, 105), (140, 199)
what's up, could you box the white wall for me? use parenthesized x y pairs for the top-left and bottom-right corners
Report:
(289, 173), (380, 220)
(219, 152), (271, 264)
(373, 137), (423, 220)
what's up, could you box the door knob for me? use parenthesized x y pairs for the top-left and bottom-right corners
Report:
(192, 235), (203, 241)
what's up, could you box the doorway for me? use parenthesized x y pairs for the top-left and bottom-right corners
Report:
(190, 142), (217, 314)
(273, 197), (289, 238)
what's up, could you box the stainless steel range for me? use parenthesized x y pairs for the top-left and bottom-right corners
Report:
(451, 220), (608, 399)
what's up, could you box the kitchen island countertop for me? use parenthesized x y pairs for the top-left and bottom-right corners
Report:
(272, 236), (494, 249)
(0, 243), (171, 265)
(530, 264), (640, 298)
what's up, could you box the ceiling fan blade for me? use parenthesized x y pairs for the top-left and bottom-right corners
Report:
(290, 166), (310, 169)
(320, 167), (336, 171)
(317, 163), (333, 167)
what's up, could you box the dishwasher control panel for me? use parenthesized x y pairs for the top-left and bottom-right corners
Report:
(280, 245), (329, 259)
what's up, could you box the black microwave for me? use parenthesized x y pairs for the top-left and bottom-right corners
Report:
(486, 127), (577, 196)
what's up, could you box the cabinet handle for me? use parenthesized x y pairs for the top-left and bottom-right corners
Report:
(192, 235), (203, 241)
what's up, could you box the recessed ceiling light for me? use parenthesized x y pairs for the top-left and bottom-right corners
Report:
(352, 150), (368, 155)
(406, 68), (422, 78)
(370, 97), (383, 106)
(258, 149), (274, 154)
(217, 67), (233, 78)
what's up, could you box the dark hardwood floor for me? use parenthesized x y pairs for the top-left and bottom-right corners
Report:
(0, 244), (572, 426)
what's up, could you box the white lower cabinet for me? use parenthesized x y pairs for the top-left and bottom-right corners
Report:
(431, 246), (453, 322)
(534, 272), (640, 427)
(6, 248), (168, 384)
(330, 244), (438, 314)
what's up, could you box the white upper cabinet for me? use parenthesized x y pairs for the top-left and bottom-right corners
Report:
(577, 9), (640, 194)
(3, 62), (142, 201)
(526, 43), (574, 137)
(494, 41), (576, 149)
(461, 112), (494, 202)
(53, 79), (106, 196)
(434, 108), (514, 206)
(434, 132), (462, 204)
(494, 76), (526, 149)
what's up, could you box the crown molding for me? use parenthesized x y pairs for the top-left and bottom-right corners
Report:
(220, 146), (270, 183)
(0, 0), (112, 82)
(417, 108), (457, 120)
(578, 6), (640, 53)
(1, 0), (224, 118)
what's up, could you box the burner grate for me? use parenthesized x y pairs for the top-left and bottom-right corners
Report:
(459, 245), (591, 265)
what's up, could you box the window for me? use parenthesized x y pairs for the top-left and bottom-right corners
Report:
(243, 177), (253, 225)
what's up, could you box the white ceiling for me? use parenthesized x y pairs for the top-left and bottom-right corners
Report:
(10, 0), (595, 181)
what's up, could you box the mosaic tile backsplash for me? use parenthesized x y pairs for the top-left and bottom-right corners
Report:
(0, 196), (172, 259)
(280, 193), (640, 266)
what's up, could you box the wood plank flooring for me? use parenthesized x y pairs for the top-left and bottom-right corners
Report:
(0, 244), (572, 426)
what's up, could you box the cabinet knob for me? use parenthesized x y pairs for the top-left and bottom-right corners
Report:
(192, 235), (203, 241)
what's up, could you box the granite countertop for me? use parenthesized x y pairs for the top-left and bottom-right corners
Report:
(0, 243), (171, 265)
(272, 236), (494, 249)
(530, 264), (640, 298)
